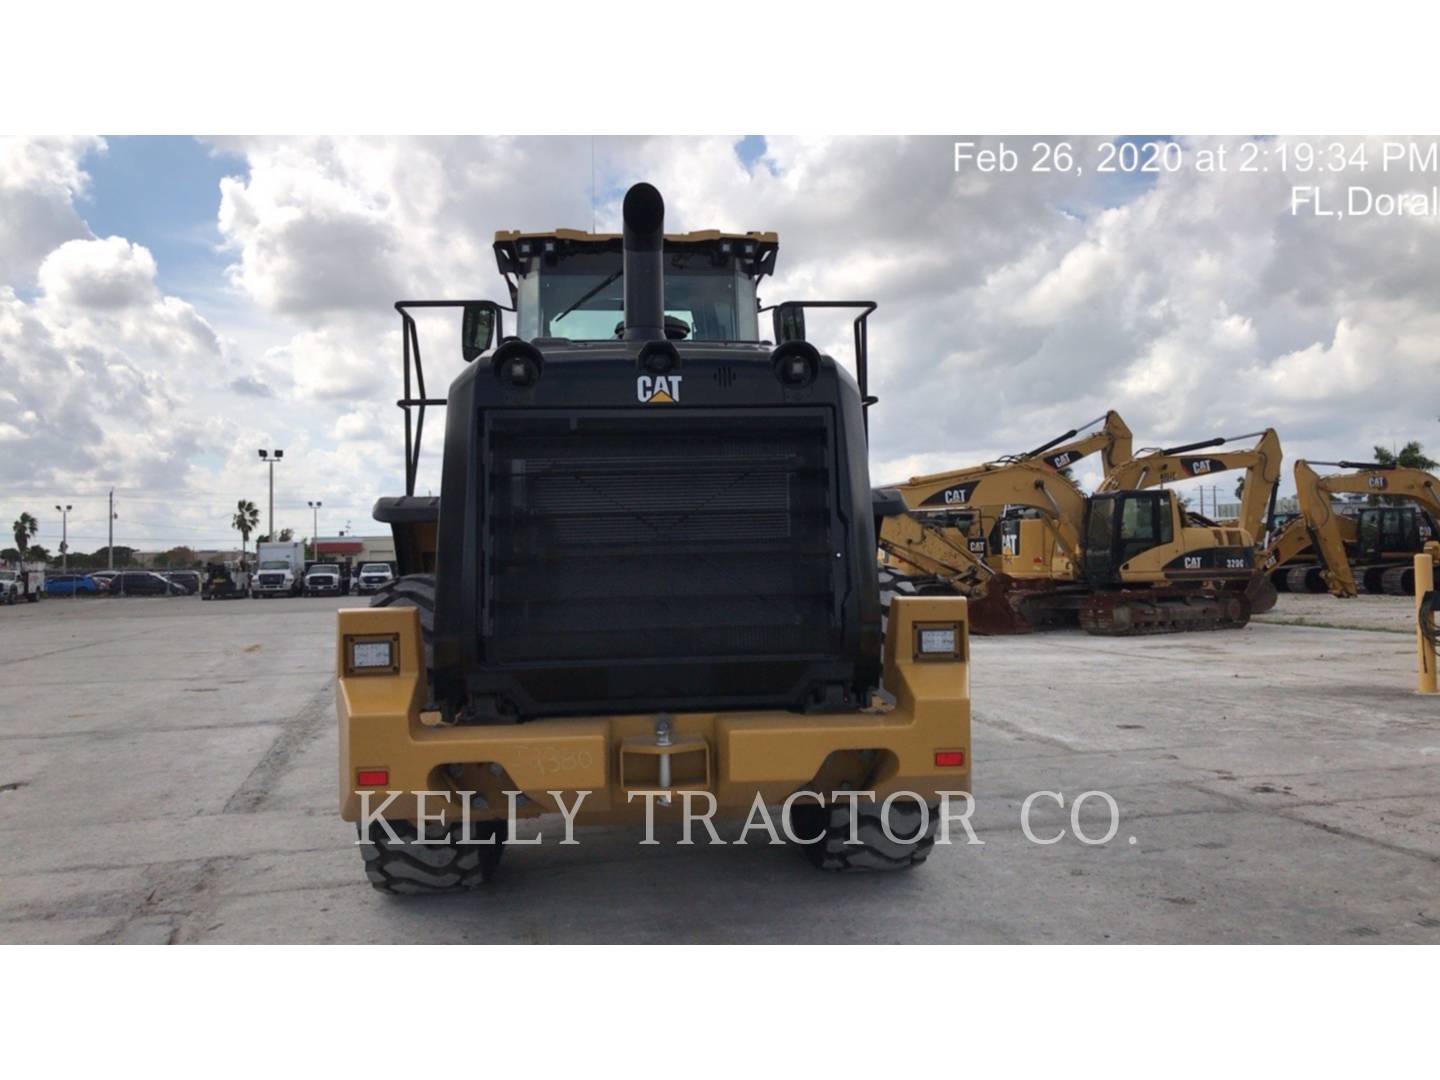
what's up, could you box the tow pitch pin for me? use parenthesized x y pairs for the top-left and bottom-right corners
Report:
(655, 714), (674, 805)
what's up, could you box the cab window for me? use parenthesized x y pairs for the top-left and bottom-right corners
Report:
(1119, 493), (1169, 562)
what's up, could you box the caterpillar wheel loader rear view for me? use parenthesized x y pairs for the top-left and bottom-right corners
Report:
(336, 183), (972, 893)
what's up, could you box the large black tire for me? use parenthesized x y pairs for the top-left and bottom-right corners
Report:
(792, 798), (938, 872)
(369, 573), (436, 671)
(360, 817), (507, 894)
(877, 565), (931, 638)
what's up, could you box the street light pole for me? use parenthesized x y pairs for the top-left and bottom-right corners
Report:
(308, 500), (322, 551)
(54, 503), (72, 573)
(258, 449), (285, 540)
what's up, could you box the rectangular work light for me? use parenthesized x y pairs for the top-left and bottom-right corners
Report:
(344, 633), (400, 676)
(913, 622), (964, 661)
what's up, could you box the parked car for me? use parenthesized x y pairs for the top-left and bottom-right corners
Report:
(354, 562), (396, 595)
(107, 571), (187, 596)
(165, 570), (201, 595)
(44, 574), (103, 596)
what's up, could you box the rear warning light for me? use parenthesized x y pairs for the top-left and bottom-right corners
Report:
(356, 769), (389, 787)
(934, 750), (966, 767)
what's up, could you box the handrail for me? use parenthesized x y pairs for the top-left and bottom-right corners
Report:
(394, 300), (513, 495)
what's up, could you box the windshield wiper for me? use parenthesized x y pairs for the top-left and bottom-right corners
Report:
(552, 271), (622, 325)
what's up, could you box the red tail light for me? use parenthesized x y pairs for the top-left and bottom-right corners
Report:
(356, 769), (389, 786)
(934, 750), (966, 767)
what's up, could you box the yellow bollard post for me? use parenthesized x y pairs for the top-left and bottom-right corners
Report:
(1417, 552), (1437, 695)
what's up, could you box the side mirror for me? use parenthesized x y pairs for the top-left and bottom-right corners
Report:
(775, 304), (806, 343)
(461, 303), (496, 362)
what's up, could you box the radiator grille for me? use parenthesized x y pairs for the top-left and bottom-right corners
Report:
(485, 411), (837, 664)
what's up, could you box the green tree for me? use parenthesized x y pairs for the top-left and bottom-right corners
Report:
(232, 500), (261, 563)
(12, 512), (38, 556)
(277, 527), (294, 542)
(27, 544), (52, 563)
(160, 545), (199, 568)
(1372, 441), (1437, 470)
(1, 547), (21, 563)
(91, 545), (135, 568)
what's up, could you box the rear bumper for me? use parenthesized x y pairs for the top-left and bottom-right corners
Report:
(337, 595), (971, 826)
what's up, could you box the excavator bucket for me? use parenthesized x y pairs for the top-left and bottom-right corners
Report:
(966, 575), (1037, 635)
(1245, 572), (1279, 614)
(964, 575), (1086, 635)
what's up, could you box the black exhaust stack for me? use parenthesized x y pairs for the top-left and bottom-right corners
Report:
(622, 182), (666, 341)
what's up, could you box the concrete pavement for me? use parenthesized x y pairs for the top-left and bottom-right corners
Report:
(1, 592), (1437, 943)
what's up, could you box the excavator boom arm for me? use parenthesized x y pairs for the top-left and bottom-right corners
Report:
(1099, 428), (1282, 539)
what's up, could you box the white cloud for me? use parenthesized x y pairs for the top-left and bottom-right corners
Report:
(0, 136), (101, 285)
(38, 235), (159, 308)
(6, 134), (1440, 554)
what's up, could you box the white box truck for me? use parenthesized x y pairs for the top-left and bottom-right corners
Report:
(251, 540), (306, 598)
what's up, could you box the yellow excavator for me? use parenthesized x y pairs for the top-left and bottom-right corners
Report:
(1264, 460), (1440, 596)
(879, 418), (1259, 635)
(881, 411), (1133, 577)
(1098, 428), (1284, 613)
(878, 412), (1134, 632)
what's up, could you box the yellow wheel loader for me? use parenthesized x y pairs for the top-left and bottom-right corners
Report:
(337, 183), (972, 892)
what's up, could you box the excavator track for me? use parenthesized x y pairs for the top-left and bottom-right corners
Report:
(1078, 591), (1251, 636)
(1380, 565), (1415, 596)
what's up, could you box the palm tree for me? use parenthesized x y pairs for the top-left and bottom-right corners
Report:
(1373, 441), (1436, 470)
(232, 500), (260, 564)
(12, 512), (38, 558)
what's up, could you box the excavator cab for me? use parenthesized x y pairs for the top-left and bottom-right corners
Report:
(1354, 506), (1433, 563)
(1080, 491), (1176, 584)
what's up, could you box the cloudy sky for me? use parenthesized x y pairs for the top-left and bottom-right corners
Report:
(2, 134), (1437, 555)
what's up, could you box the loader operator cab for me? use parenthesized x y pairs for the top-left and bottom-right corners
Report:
(1081, 490), (1176, 583)
(496, 229), (775, 344)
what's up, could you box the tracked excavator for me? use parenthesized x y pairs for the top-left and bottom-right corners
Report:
(1098, 427), (1284, 613)
(1264, 460), (1440, 597)
(881, 411), (1134, 576)
(879, 427), (1258, 635)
